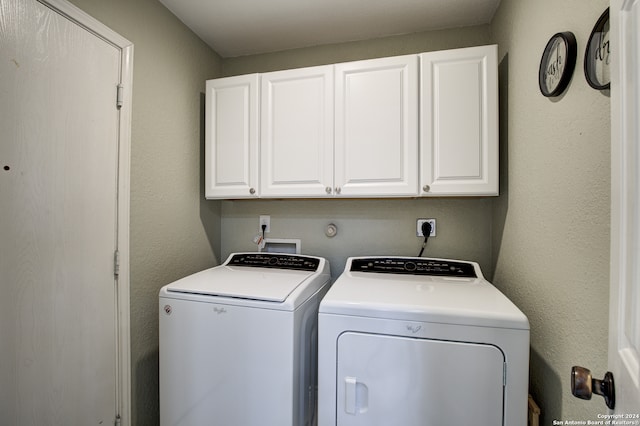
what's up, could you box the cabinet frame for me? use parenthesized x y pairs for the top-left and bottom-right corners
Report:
(205, 74), (259, 199)
(419, 45), (499, 196)
(260, 65), (335, 197)
(204, 45), (499, 200)
(334, 54), (419, 197)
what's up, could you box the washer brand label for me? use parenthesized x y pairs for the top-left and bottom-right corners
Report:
(164, 305), (172, 315)
(213, 307), (227, 315)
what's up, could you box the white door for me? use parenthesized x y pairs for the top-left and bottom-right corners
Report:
(260, 65), (334, 197)
(419, 45), (499, 196)
(609, 0), (640, 412)
(335, 55), (419, 197)
(0, 0), (131, 424)
(336, 332), (504, 425)
(205, 74), (259, 199)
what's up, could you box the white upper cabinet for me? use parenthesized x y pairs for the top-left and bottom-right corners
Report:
(204, 45), (499, 199)
(205, 74), (259, 199)
(260, 57), (418, 198)
(260, 65), (334, 197)
(335, 55), (419, 197)
(420, 45), (499, 196)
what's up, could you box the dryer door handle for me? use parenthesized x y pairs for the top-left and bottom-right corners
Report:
(344, 376), (369, 415)
(345, 377), (357, 414)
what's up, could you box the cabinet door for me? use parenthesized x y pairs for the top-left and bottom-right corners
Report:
(205, 74), (259, 199)
(420, 45), (498, 196)
(335, 55), (419, 197)
(260, 65), (334, 197)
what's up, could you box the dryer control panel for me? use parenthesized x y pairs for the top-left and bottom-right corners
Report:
(227, 253), (320, 271)
(350, 257), (477, 278)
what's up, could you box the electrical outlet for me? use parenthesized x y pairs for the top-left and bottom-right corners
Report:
(259, 215), (270, 233)
(416, 219), (436, 237)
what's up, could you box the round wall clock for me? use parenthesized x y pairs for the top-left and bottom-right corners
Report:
(584, 8), (610, 90)
(538, 32), (577, 97)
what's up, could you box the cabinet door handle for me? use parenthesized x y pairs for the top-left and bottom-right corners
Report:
(335, 187), (342, 194)
(249, 187), (256, 195)
(325, 186), (332, 194)
(422, 185), (430, 193)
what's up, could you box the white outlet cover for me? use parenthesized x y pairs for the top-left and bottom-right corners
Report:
(416, 219), (436, 237)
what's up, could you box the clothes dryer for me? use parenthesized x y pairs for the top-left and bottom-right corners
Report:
(318, 256), (529, 426)
(160, 252), (330, 426)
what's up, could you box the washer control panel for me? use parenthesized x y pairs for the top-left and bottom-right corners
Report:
(350, 257), (477, 278)
(227, 253), (320, 271)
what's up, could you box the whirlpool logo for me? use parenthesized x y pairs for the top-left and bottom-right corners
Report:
(406, 324), (422, 334)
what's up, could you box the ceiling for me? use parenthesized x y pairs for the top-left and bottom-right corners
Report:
(159, 0), (501, 58)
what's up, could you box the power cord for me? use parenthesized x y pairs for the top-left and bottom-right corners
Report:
(417, 221), (432, 257)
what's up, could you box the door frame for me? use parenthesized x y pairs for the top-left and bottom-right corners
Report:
(38, 0), (133, 423)
(609, 0), (640, 412)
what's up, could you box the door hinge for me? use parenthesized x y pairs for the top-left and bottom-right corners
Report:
(503, 362), (507, 387)
(114, 250), (120, 277)
(116, 84), (124, 109)
(115, 414), (121, 426)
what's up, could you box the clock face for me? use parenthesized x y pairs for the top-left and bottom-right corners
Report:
(539, 32), (577, 97)
(544, 37), (567, 91)
(584, 8), (610, 90)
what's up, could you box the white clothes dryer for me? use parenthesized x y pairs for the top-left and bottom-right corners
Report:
(318, 256), (529, 426)
(159, 252), (331, 426)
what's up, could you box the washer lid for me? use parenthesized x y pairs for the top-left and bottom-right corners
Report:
(165, 265), (316, 303)
(319, 256), (529, 330)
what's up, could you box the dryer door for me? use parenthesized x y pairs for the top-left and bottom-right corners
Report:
(336, 332), (504, 425)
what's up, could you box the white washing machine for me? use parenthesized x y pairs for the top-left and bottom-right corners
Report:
(318, 256), (529, 426)
(159, 252), (331, 426)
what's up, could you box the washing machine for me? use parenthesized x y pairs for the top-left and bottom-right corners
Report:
(318, 256), (529, 426)
(159, 252), (331, 426)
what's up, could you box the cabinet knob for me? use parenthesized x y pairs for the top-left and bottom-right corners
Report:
(325, 186), (332, 194)
(335, 187), (342, 194)
(422, 185), (430, 193)
(249, 187), (256, 195)
(571, 366), (615, 409)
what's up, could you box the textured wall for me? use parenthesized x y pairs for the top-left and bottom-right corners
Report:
(490, 0), (611, 422)
(66, 0), (222, 424)
(221, 198), (494, 281)
(222, 25), (491, 75)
